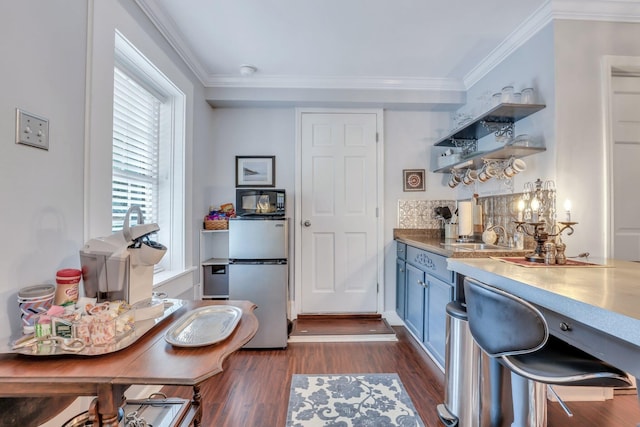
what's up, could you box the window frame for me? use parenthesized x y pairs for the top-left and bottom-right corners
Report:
(113, 31), (186, 278)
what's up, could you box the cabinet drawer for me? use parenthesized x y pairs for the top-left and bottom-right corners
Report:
(396, 242), (407, 260)
(540, 306), (640, 379)
(406, 246), (452, 284)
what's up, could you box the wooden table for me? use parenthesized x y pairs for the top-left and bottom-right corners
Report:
(0, 299), (258, 426)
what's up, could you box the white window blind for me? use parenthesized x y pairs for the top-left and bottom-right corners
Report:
(112, 66), (161, 232)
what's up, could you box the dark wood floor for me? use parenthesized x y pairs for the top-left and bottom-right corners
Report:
(161, 326), (640, 427)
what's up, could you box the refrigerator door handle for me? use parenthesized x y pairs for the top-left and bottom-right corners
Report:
(229, 259), (287, 265)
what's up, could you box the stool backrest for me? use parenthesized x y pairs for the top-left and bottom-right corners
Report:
(463, 277), (548, 357)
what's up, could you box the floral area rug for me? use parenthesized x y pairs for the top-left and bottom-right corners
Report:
(286, 373), (425, 426)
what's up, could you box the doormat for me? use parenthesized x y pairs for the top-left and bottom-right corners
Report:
(286, 374), (424, 427)
(288, 317), (397, 343)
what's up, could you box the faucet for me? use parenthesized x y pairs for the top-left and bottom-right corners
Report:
(488, 225), (508, 246)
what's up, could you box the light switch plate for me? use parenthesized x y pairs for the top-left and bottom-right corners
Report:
(16, 108), (49, 150)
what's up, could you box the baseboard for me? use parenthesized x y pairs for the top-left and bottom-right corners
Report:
(297, 313), (382, 320)
(383, 310), (403, 326)
(288, 334), (398, 343)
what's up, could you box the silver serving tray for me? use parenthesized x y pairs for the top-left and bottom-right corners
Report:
(164, 305), (242, 347)
(5, 299), (185, 356)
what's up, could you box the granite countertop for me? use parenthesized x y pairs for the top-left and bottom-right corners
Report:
(393, 228), (529, 258)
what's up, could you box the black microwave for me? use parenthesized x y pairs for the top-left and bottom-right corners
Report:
(236, 189), (286, 217)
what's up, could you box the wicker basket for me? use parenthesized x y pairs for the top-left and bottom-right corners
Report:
(204, 218), (228, 230)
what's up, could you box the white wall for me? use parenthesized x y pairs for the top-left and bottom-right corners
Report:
(464, 19), (640, 258)
(0, 0), (210, 342)
(0, 1), (88, 341)
(204, 108), (296, 209)
(383, 110), (452, 310)
(464, 23), (557, 199)
(554, 20), (640, 258)
(204, 108), (452, 312)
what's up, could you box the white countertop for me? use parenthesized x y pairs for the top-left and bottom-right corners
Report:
(447, 257), (640, 347)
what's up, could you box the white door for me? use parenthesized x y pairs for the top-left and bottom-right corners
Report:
(298, 111), (380, 313)
(612, 75), (640, 261)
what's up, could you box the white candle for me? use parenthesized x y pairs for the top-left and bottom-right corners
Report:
(564, 199), (572, 222)
(517, 199), (525, 222)
(530, 198), (540, 223)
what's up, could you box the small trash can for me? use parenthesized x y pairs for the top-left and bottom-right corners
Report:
(436, 301), (546, 427)
(437, 301), (484, 427)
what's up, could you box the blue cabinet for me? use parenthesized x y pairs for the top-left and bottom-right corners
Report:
(424, 274), (453, 364)
(395, 241), (454, 367)
(404, 262), (426, 340)
(395, 257), (406, 319)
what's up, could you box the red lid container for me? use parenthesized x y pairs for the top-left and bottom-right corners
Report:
(56, 268), (82, 284)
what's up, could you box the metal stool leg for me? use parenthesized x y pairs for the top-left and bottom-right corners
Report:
(489, 357), (503, 427)
(510, 372), (547, 427)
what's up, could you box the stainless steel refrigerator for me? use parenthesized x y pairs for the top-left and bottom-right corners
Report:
(228, 218), (288, 349)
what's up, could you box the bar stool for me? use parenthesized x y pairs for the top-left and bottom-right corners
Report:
(463, 277), (632, 427)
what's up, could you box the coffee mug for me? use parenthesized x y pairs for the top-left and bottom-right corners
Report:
(478, 163), (495, 182)
(462, 169), (478, 185)
(448, 171), (461, 188)
(504, 158), (526, 177)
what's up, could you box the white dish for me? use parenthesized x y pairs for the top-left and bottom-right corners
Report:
(164, 305), (242, 347)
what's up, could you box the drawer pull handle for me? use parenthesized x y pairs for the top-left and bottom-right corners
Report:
(560, 322), (572, 332)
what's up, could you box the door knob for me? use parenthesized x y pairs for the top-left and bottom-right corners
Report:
(303, 220), (311, 227)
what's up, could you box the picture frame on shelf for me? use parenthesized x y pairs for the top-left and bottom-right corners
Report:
(403, 169), (425, 192)
(236, 156), (275, 187)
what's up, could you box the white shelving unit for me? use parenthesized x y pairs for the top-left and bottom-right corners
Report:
(432, 103), (546, 173)
(199, 229), (229, 299)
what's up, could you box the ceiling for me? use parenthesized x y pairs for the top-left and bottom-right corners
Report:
(133, 0), (635, 107)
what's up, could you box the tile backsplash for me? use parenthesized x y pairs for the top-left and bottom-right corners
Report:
(477, 193), (523, 236)
(397, 199), (456, 229)
(398, 193), (526, 236)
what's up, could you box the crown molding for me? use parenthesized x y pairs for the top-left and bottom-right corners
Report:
(134, 0), (208, 86)
(463, 1), (554, 88)
(464, 0), (640, 88)
(204, 75), (466, 92)
(137, 0), (640, 93)
(552, 0), (640, 22)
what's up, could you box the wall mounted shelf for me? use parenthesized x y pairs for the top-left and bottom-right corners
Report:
(433, 145), (546, 173)
(434, 103), (546, 147)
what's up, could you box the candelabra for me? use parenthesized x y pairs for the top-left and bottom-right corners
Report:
(519, 178), (556, 224)
(514, 178), (577, 262)
(514, 221), (577, 263)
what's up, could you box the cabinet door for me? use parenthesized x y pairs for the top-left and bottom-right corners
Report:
(404, 263), (425, 341)
(200, 230), (230, 299)
(397, 242), (407, 260)
(395, 258), (406, 319)
(423, 275), (454, 366)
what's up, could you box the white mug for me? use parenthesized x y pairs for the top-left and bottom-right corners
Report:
(462, 169), (478, 185)
(478, 164), (495, 182)
(448, 171), (461, 188)
(504, 158), (526, 177)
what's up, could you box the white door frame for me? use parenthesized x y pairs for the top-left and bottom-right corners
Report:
(601, 55), (640, 258)
(293, 108), (384, 319)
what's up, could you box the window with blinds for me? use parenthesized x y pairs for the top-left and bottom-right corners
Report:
(112, 66), (161, 232)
